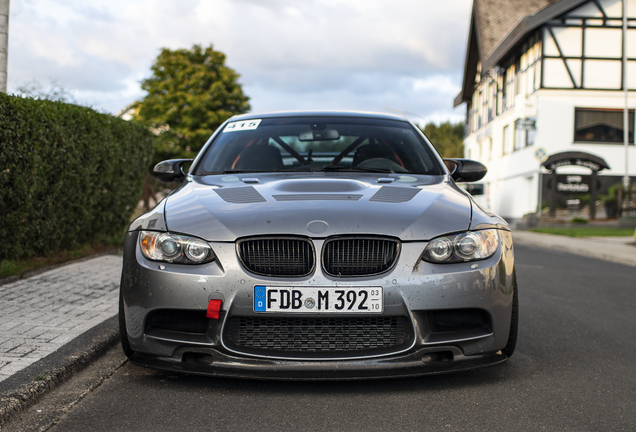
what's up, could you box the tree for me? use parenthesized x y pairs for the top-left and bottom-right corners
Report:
(135, 44), (251, 161)
(419, 121), (464, 158)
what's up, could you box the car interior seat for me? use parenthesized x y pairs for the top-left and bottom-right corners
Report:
(234, 144), (284, 171)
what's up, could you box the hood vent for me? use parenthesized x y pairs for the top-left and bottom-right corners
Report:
(369, 186), (420, 203)
(275, 179), (363, 193)
(376, 178), (395, 184)
(273, 194), (363, 201)
(215, 186), (266, 204)
(241, 178), (260, 184)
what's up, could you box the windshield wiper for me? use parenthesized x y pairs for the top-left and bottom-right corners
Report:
(196, 169), (264, 175)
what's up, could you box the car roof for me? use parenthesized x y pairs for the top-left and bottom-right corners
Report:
(227, 110), (410, 122)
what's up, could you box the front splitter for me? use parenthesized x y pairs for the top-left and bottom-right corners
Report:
(127, 346), (508, 380)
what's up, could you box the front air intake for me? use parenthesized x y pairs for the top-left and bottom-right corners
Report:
(237, 236), (315, 277)
(223, 315), (413, 358)
(322, 236), (400, 277)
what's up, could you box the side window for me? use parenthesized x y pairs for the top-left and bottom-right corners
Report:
(574, 108), (634, 143)
(502, 125), (510, 155)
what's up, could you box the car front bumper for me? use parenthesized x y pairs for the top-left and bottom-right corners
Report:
(120, 229), (515, 379)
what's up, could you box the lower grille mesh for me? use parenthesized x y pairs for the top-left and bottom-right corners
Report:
(224, 316), (412, 356)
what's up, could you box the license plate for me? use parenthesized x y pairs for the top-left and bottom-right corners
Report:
(254, 286), (383, 313)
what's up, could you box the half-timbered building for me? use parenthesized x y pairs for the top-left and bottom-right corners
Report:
(455, 0), (636, 222)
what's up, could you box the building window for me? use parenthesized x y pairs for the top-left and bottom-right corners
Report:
(527, 127), (536, 147)
(514, 59), (521, 97)
(574, 108), (634, 143)
(514, 118), (536, 150)
(514, 125), (525, 151)
(502, 70), (508, 111)
(503, 125), (512, 155)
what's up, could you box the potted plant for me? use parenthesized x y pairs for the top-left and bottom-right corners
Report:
(600, 183), (622, 218)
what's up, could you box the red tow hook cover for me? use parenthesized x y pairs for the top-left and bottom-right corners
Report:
(206, 299), (222, 319)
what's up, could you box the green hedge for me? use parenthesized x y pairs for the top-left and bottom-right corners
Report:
(0, 94), (154, 259)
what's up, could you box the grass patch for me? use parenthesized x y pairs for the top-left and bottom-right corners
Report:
(529, 227), (635, 238)
(0, 232), (125, 280)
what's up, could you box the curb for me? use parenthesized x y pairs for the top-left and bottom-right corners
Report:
(0, 315), (120, 426)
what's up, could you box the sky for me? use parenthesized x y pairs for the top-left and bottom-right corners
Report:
(6, 0), (472, 125)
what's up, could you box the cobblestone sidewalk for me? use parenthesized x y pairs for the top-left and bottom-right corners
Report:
(0, 255), (122, 382)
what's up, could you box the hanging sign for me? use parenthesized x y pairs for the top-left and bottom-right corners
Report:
(534, 147), (548, 162)
(541, 151), (610, 173)
(515, 118), (536, 130)
(556, 175), (590, 194)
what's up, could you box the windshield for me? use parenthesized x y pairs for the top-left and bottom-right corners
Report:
(194, 116), (443, 175)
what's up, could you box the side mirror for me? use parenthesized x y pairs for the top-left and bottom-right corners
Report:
(443, 159), (487, 183)
(153, 159), (193, 183)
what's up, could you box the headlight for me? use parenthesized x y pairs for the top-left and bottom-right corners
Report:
(421, 229), (499, 264)
(139, 231), (216, 264)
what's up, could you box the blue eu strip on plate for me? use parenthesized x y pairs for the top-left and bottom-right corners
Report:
(254, 285), (267, 311)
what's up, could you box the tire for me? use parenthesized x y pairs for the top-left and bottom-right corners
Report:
(502, 274), (518, 358)
(119, 291), (136, 358)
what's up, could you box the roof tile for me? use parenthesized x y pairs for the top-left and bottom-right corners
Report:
(474, 0), (560, 58)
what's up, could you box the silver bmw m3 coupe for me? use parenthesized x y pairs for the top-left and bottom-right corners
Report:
(120, 111), (517, 379)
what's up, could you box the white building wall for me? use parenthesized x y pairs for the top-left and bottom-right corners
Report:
(464, 88), (636, 220)
(536, 91), (636, 178)
(465, 93), (543, 219)
(462, 0), (636, 222)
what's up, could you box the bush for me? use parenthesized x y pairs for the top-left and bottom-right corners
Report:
(570, 217), (588, 224)
(599, 182), (623, 204)
(0, 94), (154, 259)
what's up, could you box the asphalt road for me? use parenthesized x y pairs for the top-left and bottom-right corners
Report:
(8, 244), (636, 432)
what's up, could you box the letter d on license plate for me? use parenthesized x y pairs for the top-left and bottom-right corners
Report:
(254, 286), (383, 313)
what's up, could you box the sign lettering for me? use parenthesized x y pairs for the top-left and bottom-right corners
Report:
(223, 119), (262, 132)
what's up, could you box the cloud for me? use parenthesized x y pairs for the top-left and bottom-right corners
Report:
(6, 0), (471, 122)
(244, 71), (465, 124)
(412, 75), (461, 94)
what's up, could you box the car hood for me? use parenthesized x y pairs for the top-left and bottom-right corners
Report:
(163, 173), (471, 241)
